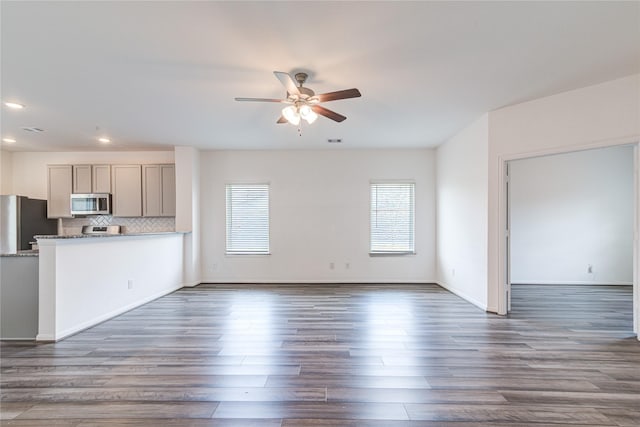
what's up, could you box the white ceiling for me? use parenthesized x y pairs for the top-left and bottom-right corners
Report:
(1, 1), (639, 152)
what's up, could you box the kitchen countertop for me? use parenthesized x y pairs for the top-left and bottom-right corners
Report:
(3, 233), (184, 255)
(34, 231), (182, 239)
(1, 250), (40, 257)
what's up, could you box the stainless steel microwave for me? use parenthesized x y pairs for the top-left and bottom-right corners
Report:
(70, 193), (111, 215)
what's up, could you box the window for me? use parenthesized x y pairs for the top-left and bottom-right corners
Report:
(226, 184), (270, 254)
(370, 182), (415, 254)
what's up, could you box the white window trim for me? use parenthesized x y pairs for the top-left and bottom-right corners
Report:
(369, 180), (416, 256)
(225, 183), (271, 256)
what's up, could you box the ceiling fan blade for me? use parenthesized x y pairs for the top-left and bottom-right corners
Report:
(274, 71), (300, 96)
(235, 97), (286, 102)
(312, 105), (347, 122)
(315, 88), (361, 103)
(276, 116), (288, 124)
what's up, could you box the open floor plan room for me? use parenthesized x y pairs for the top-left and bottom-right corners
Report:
(1, 283), (638, 426)
(1, 2), (639, 426)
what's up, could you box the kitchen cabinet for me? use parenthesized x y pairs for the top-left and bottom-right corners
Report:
(142, 164), (176, 217)
(73, 164), (111, 193)
(72, 165), (92, 193)
(161, 165), (176, 216)
(47, 165), (73, 218)
(92, 165), (111, 193)
(111, 165), (142, 217)
(1, 256), (39, 339)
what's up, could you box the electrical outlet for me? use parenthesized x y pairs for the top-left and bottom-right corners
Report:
(345, 262), (350, 270)
(212, 263), (218, 271)
(127, 279), (133, 289)
(329, 262), (335, 270)
(587, 264), (593, 274)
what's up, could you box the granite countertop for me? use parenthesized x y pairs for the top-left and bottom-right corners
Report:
(2, 232), (181, 254)
(1, 250), (40, 257)
(34, 231), (181, 240)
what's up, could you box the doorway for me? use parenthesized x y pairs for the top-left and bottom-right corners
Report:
(505, 145), (636, 334)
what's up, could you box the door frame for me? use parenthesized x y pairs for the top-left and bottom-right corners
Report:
(497, 140), (639, 338)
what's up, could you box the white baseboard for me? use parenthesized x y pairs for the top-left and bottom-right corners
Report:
(44, 284), (182, 342)
(436, 281), (488, 312)
(181, 281), (201, 288)
(512, 281), (632, 286)
(35, 334), (55, 341)
(200, 278), (436, 284)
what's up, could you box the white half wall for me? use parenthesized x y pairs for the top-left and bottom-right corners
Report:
(510, 145), (634, 285)
(487, 73), (640, 316)
(37, 233), (184, 341)
(436, 114), (489, 310)
(8, 151), (174, 199)
(200, 149), (436, 283)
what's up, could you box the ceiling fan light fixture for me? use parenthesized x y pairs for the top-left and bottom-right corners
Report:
(237, 70), (361, 127)
(282, 105), (300, 125)
(300, 106), (318, 124)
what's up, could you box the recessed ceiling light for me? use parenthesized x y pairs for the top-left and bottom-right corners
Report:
(4, 102), (25, 109)
(98, 137), (111, 143)
(2, 137), (16, 143)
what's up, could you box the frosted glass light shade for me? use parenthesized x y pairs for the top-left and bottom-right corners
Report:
(304, 110), (318, 124)
(282, 106), (300, 125)
(299, 105), (318, 124)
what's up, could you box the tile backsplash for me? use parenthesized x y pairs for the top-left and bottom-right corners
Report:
(61, 215), (175, 235)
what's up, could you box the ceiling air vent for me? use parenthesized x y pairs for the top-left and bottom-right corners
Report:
(21, 127), (44, 132)
(327, 138), (342, 143)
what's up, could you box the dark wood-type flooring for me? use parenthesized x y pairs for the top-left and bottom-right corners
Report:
(1, 283), (638, 426)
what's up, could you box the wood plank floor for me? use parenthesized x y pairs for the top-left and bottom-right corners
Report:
(1, 283), (638, 426)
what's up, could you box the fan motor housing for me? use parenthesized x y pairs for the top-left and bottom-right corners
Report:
(298, 86), (315, 98)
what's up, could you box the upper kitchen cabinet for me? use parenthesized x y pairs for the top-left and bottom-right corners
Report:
(92, 165), (111, 193)
(72, 165), (111, 193)
(142, 164), (176, 217)
(111, 165), (142, 217)
(47, 165), (73, 218)
(72, 165), (92, 193)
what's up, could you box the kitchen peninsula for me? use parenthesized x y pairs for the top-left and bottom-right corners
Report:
(36, 232), (184, 341)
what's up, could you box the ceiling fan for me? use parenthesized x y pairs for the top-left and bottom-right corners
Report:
(235, 71), (361, 125)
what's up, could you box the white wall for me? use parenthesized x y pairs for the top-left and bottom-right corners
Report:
(487, 73), (640, 314)
(8, 151), (174, 199)
(436, 114), (489, 309)
(0, 150), (14, 194)
(175, 146), (201, 286)
(510, 145), (634, 285)
(200, 149), (436, 283)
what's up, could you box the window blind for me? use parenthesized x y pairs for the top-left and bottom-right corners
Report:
(370, 182), (415, 253)
(226, 184), (270, 254)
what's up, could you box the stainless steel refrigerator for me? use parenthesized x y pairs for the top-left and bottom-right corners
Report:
(0, 195), (58, 253)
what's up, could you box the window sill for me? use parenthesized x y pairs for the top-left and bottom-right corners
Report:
(225, 252), (271, 256)
(369, 251), (416, 257)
